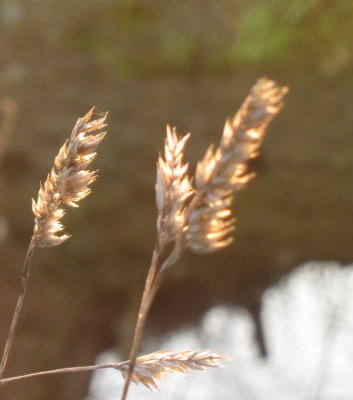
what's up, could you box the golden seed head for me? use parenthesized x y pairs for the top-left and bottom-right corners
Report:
(32, 108), (107, 248)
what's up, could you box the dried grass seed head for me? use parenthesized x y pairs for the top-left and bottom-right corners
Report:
(120, 349), (228, 391)
(32, 108), (107, 248)
(156, 125), (193, 241)
(186, 78), (288, 253)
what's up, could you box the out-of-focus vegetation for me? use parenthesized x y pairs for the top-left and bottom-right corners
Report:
(235, 0), (353, 75)
(1, 0), (352, 77)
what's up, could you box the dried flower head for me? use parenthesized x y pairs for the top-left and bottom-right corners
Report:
(120, 349), (228, 390)
(156, 126), (193, 241)
(32, 108), (107, 248)
(186, 78), (288, 253)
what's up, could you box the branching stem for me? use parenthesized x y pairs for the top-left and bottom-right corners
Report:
(120, 235), (183, 400)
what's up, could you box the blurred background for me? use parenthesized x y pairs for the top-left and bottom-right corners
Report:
(0, 0), (353, 399)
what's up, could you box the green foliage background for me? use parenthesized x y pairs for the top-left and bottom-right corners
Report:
(2, 0), (352, 77)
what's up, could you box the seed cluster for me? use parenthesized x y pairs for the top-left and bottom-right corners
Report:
(32, 108), (107, 248)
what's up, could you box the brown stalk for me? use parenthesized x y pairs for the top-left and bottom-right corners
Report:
(0, 238), (36, 381)
(121, 237), (183, 399)
(121, 78), (287, 399)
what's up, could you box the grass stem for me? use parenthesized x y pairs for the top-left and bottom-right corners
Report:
(0, 238), (36, 381)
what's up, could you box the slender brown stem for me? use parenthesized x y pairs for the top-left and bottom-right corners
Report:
(0, 238), (37, 381)
(120, 233), (185, 400)
(120, 244), (161, 400)
(0, 361), (129, 385)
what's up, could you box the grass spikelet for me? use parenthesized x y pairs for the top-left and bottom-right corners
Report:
(186, 78), (288, 253)
(31, 107), (107, 248)
(122, 349), (228, 390)
(156, 126), (193, 241)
